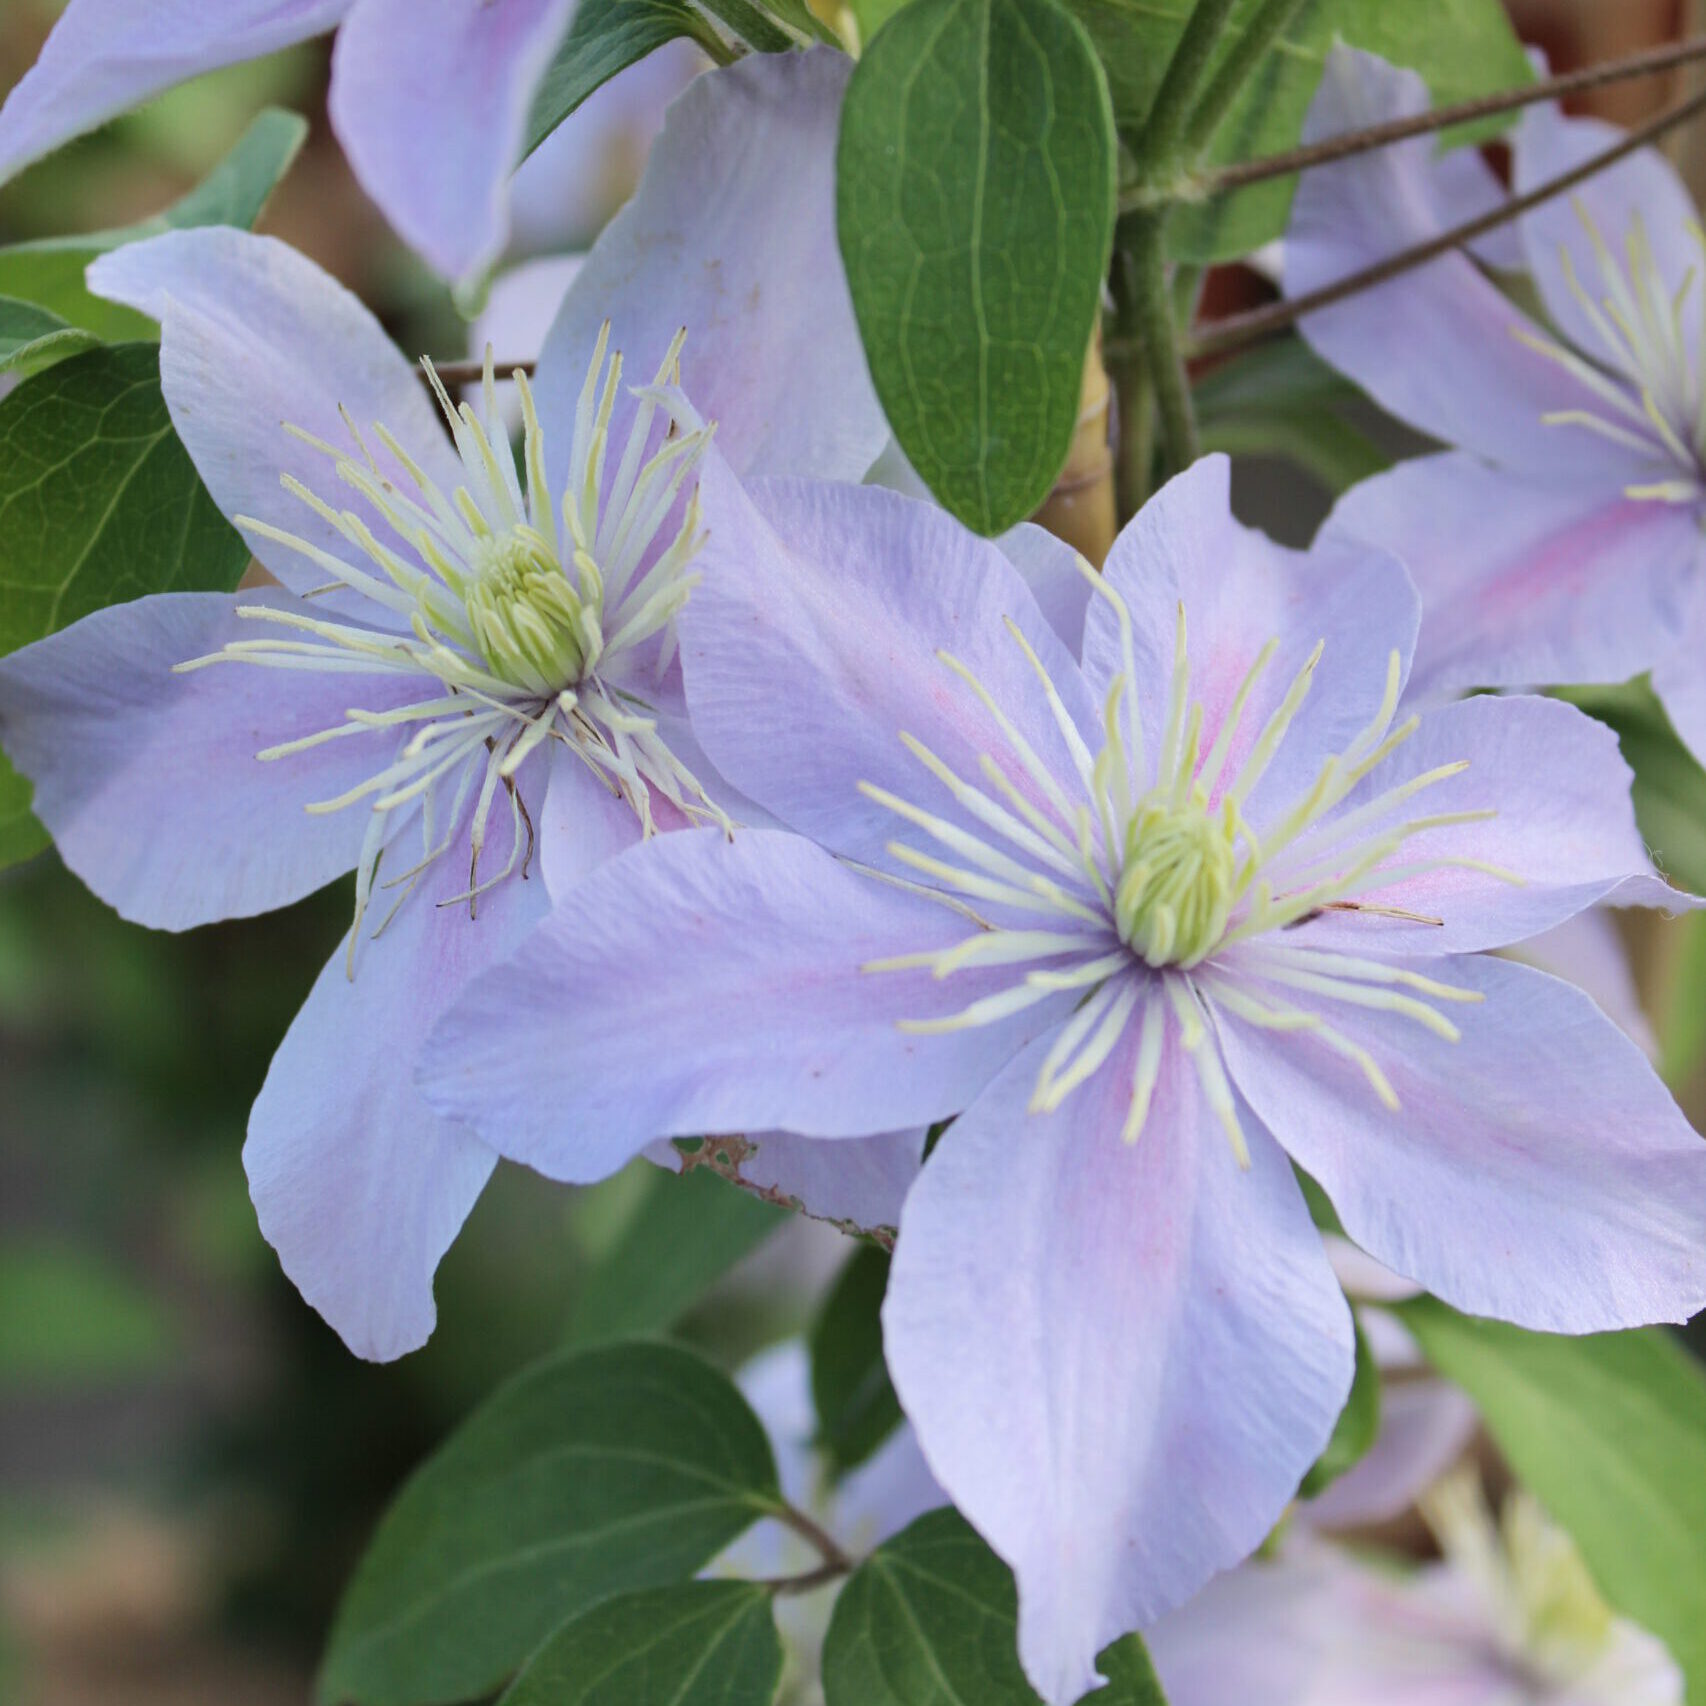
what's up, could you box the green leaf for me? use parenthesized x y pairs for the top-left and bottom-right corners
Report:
(696, 0), (798, 52)
(523, 0), (711, 159)
(1194, 335), (1393, 492)
(0, 344), (250, 657)
(823, 1507), (1169, 1705)
(0, 1239), (176, 1389)
(0, 295), (102, 381)
(0, 107), (307, 343)
(567, 1163), (787, 1345)
(320, 1341), (781, 1706)
(0, 752), (48, 872)
(1298, 1316), (1379, 1500)
(838, 0), (1117, 534)
(499, 1582), (784, 1706)
(810, 1245), (903, 1474)
(1397, 1299), (1706, 1703)
(1077, 0), (1530, 263)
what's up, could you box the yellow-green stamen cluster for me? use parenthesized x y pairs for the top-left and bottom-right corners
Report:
(861, 562), (1521, 1165)
(1520, 200), (1706, 505)
(176, 325), (728, 967)
(1422, 1471), (1627, 1691)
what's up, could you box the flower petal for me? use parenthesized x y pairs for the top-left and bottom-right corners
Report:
(507, 42), (702, 254)
(682, 461), (1099, 867)
(1147, 1554), (1337, 1706)
(716, 1128), (926, 1231)
(330, 0), (576, 282)
(1271, 693), (1686, 958)
(884, 1024), (1353, 1705)
(0, 0), (345, 185)
(1285, 48), (1652, 482)
(1091, 456), (1419, 833)
(248, 849), (549, 1360)
(536, 48), (888, 483)
(1302, 1376), (1478, 1531)
(0, 591), (418, 928)
(87, 227), (462, 603)
(419, 826), (1076, 1176)
(537, 742), (645, 903)
(1506, 907), (1656, 1060)
(1515, 100), (1706, 377)
(999, 521), (1093, 654)
(1325, 451), (1696, 701)
(1215, 953), (1706, 1332)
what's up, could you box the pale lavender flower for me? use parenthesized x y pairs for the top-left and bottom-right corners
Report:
(1151, 1476), (1681, 1706)
(1304, 1472), (1682, 1706)
(0, 0), (563, 282)
(0, 52), (887, 1360)
(420, 451), (1706, 1701)
(1286, 48), (1706, 763)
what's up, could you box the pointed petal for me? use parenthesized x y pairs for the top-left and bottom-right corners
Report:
(419, 827), (1076, 1176)
(1515, 100), (1706, 377)
(682, 461), (1099, 867)
(1273, 693), (1689, 958)
(536, 48), (888, 483)
(247, 827), (550, 1361)
(329, 0), (576, 282)
(88, 228), (462, 603)
(1216, 953), (1706, 1332)
(1326, 452), (1695, 701)
(1092, 456), (1419, 833)
(885, 1024), (1354, 1705)
(0, 0), (345, 185)
(1285, 48), (1654, 483)
(0, 591), (418, 928)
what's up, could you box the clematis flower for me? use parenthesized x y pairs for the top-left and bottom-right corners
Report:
(1303, 1471), (1683, 1706)
(1285, 48), (1706, 762)
(420, 450), (1706, 1701)
(0, 52), (888, 1361)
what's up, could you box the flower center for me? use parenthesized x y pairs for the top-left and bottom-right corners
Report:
(464, 528), (587, 695)
(175, 326), (727, 965)
(1422, 1472), (1620, 1690)
(857, 561), (1521, 1159)
(1115, 794), (1236, 966)
(1519, 200), (1706, 507)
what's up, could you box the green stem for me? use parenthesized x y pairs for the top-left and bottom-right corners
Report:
(1124, 217), (1198, 475)
(1106, 256), (1156, 520)
(1181, 0), (1310, 157)
(1135, 0), (1239, 170)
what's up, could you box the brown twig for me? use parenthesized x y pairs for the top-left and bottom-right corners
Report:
(769, 1501), (856, 1575)
(419, 357), (537, 387)
(1196, 33), (1706, 197)
(1176, 79), (1706, 361)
